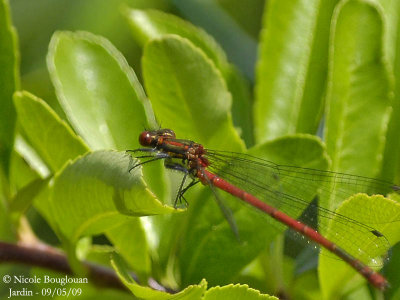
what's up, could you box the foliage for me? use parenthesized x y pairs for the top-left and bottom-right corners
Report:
(1, 0), (400, 299)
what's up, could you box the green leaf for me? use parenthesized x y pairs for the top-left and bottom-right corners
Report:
(320, 2), (396, 295)
(255, 0), (335, 143)
(292, 271), (322, 300)
(47, 31), (154, 150)
(377, 0), (400, 183)
(9, 177), (49, 215)
(203, 284), (276, 300)
(12, 90), (87, 232)
(319, 193), (400, 298)
(106, 218), (151, 276)
(0, 0), (19, 176)
(13, 135), (50, 180)
(215, 0), (264, 40)
(84, 244), (115, 266)
(125, 9), (253, 146)
(50, 150), (178, 245)
(384, 240), (400, 299)
(224, 66), (253, 147)
(124, 8), (227, 70)
(376, 0), (400, 67)
(178, 134), (329, 286)
(47, 30), (168, 203)
(10, 141), (41, 186)
(111, 252), (207, 300)
(0, 194), (15, 241)
(142, 35), (244, 151)
(324, 0), (392, 208)
(13, 91), (89, 172)
(173, 0), (257, 79)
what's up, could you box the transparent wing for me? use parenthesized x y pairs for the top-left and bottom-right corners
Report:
(205, 150), (399, 266)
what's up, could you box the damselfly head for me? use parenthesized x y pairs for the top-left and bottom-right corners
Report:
(139, 129), (176, 147)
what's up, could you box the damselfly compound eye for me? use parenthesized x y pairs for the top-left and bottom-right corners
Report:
(139, 131), (154, 146)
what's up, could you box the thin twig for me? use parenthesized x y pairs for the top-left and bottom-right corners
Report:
(0, 241), (172, 293)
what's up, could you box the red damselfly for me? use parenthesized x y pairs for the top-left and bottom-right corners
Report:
(128, 129), (400, 290)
